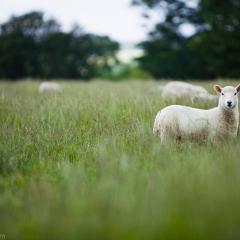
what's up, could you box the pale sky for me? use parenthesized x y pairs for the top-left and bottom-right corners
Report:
(0, 0), (150, 45)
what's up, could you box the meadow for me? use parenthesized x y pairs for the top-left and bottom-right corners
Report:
(1, 80), (240, 240)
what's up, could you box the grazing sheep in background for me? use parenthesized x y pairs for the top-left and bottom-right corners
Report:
(161, 81), (217, 102)
(153, 84), (240, 143)
(39, 82), (61, 93)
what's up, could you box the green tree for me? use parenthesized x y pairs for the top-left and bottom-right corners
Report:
(39, 32), (119, 79)
(133, 0), (240, 79)
(0, 11), (119, 79)
(0, 12), (60, 79)
(191, 0), (240, 78)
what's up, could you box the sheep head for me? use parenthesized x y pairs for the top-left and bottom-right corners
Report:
(214, 84), (240, 110)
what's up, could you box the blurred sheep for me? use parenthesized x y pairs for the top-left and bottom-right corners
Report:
(39, 82), (61, 93)
(156, 81), (217, 102)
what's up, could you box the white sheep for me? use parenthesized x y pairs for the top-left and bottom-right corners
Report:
(39, 81), (61, 93)
(161, 81), (217, 102)
(153, 84), (240, 143)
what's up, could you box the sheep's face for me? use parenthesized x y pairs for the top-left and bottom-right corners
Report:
(214, 85), (240, 110)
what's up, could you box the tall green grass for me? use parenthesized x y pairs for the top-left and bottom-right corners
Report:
(1, 80), (240, 240)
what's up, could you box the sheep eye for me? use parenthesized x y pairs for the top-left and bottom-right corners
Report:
(234, 92), (237, 95)
(221, 93), (224, 96)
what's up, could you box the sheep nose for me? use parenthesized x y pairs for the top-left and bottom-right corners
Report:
(227, 101), (232, 107)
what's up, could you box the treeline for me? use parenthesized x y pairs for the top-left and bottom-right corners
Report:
(133, 0), (240, 79)
(0, 12), (119, 79)
(2, 1), (240, 80)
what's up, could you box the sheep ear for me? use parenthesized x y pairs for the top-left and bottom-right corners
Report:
(214, 85), (222, 94)
(236, 84), (240, 92)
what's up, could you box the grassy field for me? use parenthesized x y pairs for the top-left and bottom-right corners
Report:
(1, 80), (240, 240)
